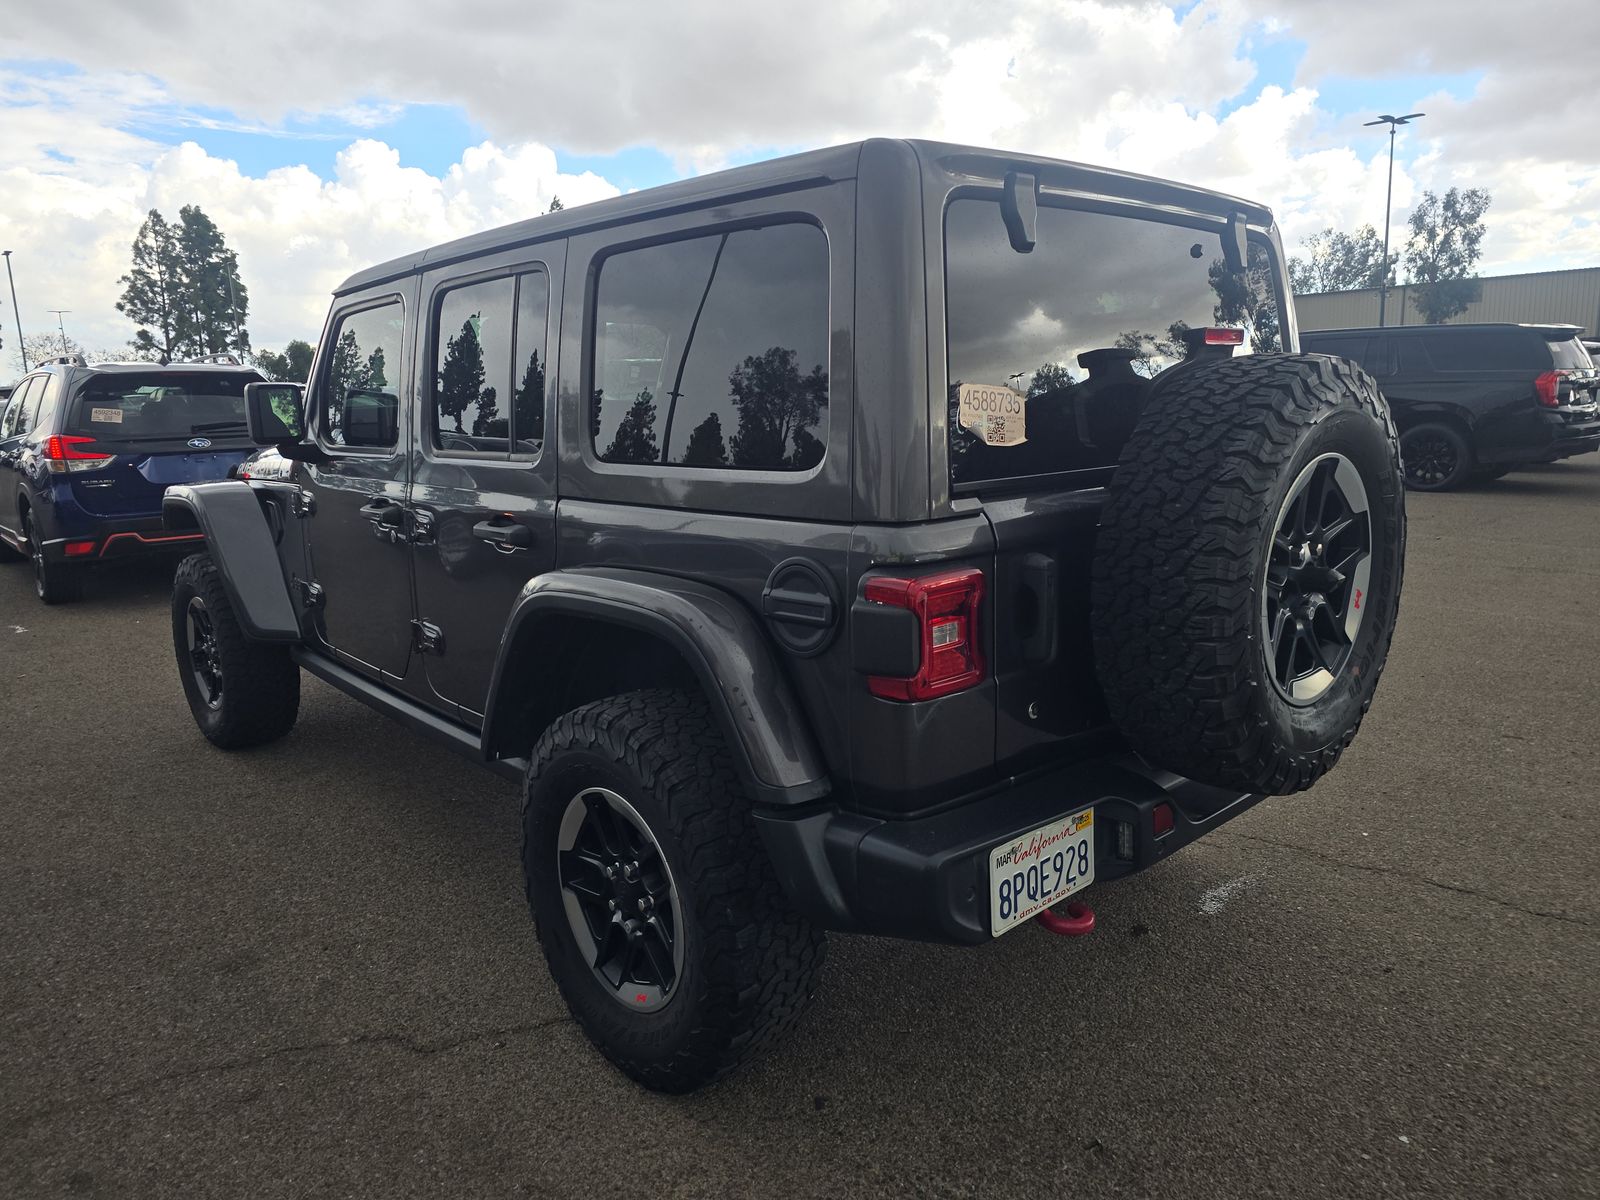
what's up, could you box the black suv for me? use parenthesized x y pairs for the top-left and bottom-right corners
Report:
(0, 357), (262, 602)
(1301, 323), (1600, 490)
(163, 140), (1407, 1091)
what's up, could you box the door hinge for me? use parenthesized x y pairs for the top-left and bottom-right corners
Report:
(291, 488), (317, 518)
(293, 577), (325, 610)
(412, 619), (444, 655)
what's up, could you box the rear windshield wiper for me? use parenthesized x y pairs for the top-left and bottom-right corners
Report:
(190, 420), (248, 433)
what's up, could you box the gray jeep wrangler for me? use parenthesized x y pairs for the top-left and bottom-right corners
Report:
(165, 140), (1405, 1092)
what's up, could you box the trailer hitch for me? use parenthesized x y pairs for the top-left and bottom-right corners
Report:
(1035, 900), (1095, 937)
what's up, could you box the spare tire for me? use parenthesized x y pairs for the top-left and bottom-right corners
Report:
(1091, 353), (1405, 795)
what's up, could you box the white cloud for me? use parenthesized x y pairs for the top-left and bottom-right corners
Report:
(3, 0), (1598, 369)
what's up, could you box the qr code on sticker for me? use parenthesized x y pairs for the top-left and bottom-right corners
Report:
(987, 416), (1006, 443)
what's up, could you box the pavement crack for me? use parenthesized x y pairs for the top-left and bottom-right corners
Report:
(2, 1015), (572, 1138)
(1212, 830), (1594, 929)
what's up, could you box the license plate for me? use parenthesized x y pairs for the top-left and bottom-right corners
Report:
(989, 808), (1095, 937)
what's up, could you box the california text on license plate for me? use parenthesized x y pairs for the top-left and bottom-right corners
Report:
(989, 808), (1094, 937)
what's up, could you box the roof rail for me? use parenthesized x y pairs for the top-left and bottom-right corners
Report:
(48, 354), (88, 367)
(184, 353), (243, 366)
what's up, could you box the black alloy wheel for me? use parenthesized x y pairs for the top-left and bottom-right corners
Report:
(1262, 453), (1373, 705)
(185, 595), (225, 710)
(24, 512), (83, 604)
(1400, 423), (1471, 491)
(556, 785), (685, 1013)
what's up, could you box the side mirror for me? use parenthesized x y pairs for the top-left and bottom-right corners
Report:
(244, 382), (306, 446)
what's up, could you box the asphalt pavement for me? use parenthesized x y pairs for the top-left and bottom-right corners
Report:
(2, 461), (1597, 1199)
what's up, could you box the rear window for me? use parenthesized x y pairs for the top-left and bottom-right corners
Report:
(69, 372), (252, 443)
(1547, 337), (1593, 370)
(945, 200), (1284, 488)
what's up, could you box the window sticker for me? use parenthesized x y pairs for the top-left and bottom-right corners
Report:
(957, 382), (1027, 446)
(89, 407), (124, 424)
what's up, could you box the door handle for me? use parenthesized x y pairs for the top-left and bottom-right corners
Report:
(472, 517), (532, 550)
(359, 500), (404, 528)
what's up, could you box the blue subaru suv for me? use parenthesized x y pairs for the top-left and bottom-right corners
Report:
(0, 357), (261, 603)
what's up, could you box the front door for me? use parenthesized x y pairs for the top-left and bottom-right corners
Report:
(409, 254), (561, 720)
(300, 292), (415, 682)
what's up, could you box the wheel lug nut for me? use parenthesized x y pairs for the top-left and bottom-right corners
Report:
(607, 899), (616, 911)
(604, 865), (617, 880)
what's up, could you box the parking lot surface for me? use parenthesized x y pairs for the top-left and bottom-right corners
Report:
(2, 461), (1597, 1199)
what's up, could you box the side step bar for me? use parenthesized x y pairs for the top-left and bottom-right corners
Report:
(291, 648), (527, 784)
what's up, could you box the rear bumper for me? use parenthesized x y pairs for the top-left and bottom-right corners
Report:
(754, 756), (1264, 945)
(41, 514), (205, 564)
(1478, 407), (1600, 465)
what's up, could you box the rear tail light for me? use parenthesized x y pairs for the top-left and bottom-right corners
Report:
(1535, 370), (1566, 408)
(864, 568), (986, 701)
(43, 435), (116, 473)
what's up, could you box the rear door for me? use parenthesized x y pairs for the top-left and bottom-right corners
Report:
(0, 376), (42, 542)
(299, 290), (416, 683)
(58, 370), (256, 518)
(409, 247), (563, 721)
(941, 195), (1289, 775)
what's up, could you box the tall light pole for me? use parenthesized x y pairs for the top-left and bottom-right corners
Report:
(1364, 112), (1424, 327)
(47, 309), (72, 357)
(2, 250), (24, 371)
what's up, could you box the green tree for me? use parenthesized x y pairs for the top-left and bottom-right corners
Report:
(257, 339), (316, 383)
(605, 388), (659, 462)
(117, 210), (184, 361)
(1405, 187), (1491, 324)
(727, 346), (829, 468)
(513, 348), (545, 446)
(174, 205), (250, 356)
(680, 411), (728, 466)
(437, 316), (486, 432)
(1288, 225), (1397, 294)
(546, 195), (565, 213)
(11, 332), (83, 374)
(1209, 245), (1282, 353)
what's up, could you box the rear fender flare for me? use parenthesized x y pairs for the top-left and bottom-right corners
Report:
(483, 567), (831, 807)
(163, 482), (300, 642)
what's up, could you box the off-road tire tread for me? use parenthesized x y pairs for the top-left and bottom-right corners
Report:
(172, 553), (300, 749)
(524, 688), (825, 1092)
(1091, 353), (1404, 794)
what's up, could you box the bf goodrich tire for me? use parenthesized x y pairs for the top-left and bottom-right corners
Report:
(172, 553), (300, 749)
(523, 689), (825, 1092)
(1091, 354), (1405, 795)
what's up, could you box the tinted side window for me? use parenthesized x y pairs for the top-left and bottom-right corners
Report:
(513, 271), (548, 456)
(591, 223), (830, 471)
(432, 277), (514, 454)
(2, 378), (37, 437)
(29, 375), (65, 439)
(322, 302), (404, 449)
(1394, 338), (1433, 373)
(1307, 337), (1373, 368)
(1420, 331), (1541, 371)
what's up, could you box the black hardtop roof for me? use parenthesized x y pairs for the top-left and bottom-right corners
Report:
(29, 360), (261, 376)
(1305, 323), (1585, 339)
(335, 138), (1275, 296)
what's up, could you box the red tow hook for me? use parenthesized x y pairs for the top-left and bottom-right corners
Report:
(1035, 900), (1095, 937)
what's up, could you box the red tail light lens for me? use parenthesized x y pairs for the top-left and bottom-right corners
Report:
(1534, 370), (1564, 408)
(865, 568), (986, 701)
(43, 435), (116, 473)
(1202, 327), (1246, 346)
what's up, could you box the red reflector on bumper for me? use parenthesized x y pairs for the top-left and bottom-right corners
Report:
(64, 540), (97, 557)
(1153, 803), (1175, 837)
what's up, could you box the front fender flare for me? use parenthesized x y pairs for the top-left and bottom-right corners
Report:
(163, 482), (300, 642)
(483, 567), (831, 807)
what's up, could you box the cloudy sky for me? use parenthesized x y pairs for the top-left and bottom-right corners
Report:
(2, 0), (1596, 369)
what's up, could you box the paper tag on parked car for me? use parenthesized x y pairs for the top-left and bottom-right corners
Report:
(957, 383), (1027, 446)
(89, 407), (124, 424)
